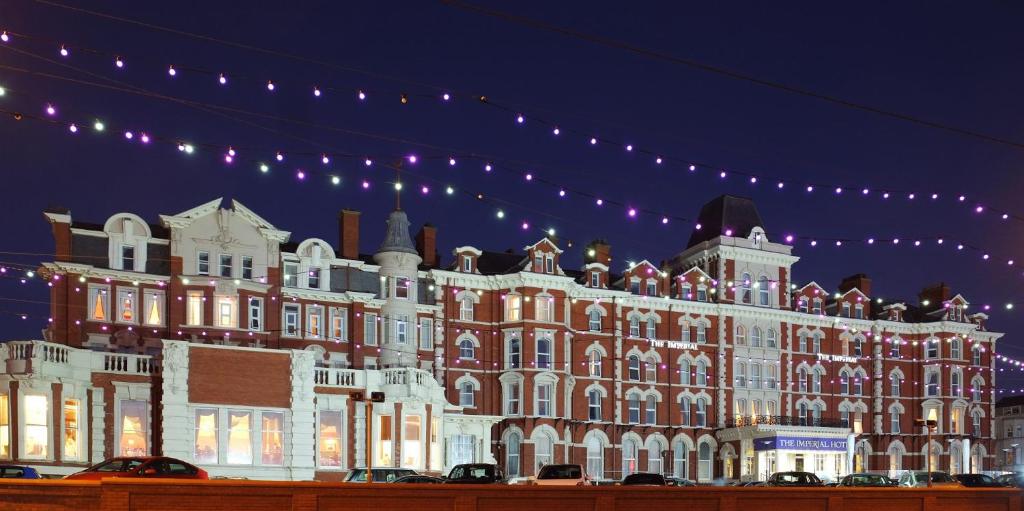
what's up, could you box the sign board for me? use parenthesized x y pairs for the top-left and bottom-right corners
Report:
(754, 436), (848, 452)
(816, 353), (858, 364)
(649, 340), (698, 350)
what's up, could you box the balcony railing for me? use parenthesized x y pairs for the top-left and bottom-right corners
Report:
(726, 415), (847, 429)
(3, 340), (158, 377)
(313, 367), (359, 387)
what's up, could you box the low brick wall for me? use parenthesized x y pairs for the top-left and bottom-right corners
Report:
(0, 480), (1020, 511)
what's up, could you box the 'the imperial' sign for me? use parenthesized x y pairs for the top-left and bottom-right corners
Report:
(649, 340), (699, 350)
(754, 436), (848, 452)
(816, 353), (858, 364)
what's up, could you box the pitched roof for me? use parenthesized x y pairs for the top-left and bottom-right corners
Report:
(687, 195), (766, 248)
(476, 250), (526, 275)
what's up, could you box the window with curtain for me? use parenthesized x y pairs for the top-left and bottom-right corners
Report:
(648, 443), (663, 475)
(622, 438), (638, 477)
(588, 351), (601, 377)
(534, 434), (552, 472)
(402, 415), (422, 469)
(673, 441), (688, 479)
(261, 412), (284, 465)
(645, 358), (657, 383)
(506, 432), (521, 477)
(318, 410), (342, 468)
(119, 400), (147, 457)
(505, 381), (521, 415)
(586, 436), (603, 479)
(63, 399), (82, 461)
(194, 408), (218, 464)
(227, 411), (252, 464)
(698, 442), (712, 481)
(751, 327), (762, 347)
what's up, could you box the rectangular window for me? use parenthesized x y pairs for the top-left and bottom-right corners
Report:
(842, 303), (851, 317)
(588, 392), (601, 421)
(462, 256), (472, 272)
(697, 324), (706, 343)
(119, 400), (148, 457)
(197, 251), (210, 275)
(23, 395), (48, 459)
(318, 410), (343, 468)
(430, 417), (441, 471)
(116, 288), (137, 323)
(396, 315), (408, 344)
(376, 415), (393, 467)
(891, 413), (901, 434)
(261, 412), (283, 466)
(697, 288), (707, 302)
(227, 411), (252, 464)
(630, 280), (640, 294)
(63, 399), (82, 461)
(402, 415), (422, 469)
(216, 296), (237, 328)
(283, 263), (298, 288)
(419, 318), (433, 350)
(186, 290), (204, 326)
(449, 434), (475, 467)
(537, 297), (553, 322)
(307, 306), (324, 338)
(194, 408), (218, 464)
(364, 313), (378, 345)
(545, 255), (554, 274)
(308, 268), (321, 290)
(695, 399), (707, 427)
(121, 245), (136, 271)
(219, 254), (233, 278)
(248, 298), (263, 331)
(0, 395), (8, 459)
(460, 298), (474, 321)
(646, 282), (657, 296)
(506, 382), (521, 415)
(533, 253), (543, 272)
(396, 278), (411, 299)
(143, 290), (164, 326)
(87, 285), (110, 322)
(537, 384), (552, 416)
(590, 272), (600, 287)
(241, 256), (254, 280)
(283, 304), (300, 336)
(505, 295), (522, 321)
(330, 308), (347, 342)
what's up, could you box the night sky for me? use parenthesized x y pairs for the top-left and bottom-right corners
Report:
(1, 2), (1022, 389)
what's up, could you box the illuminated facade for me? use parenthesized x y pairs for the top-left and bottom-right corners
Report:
(0, 195), (999, 481)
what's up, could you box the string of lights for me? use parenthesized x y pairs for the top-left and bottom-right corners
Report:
(2, 28), (1023, 232)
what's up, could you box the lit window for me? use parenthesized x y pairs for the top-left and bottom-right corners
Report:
(448, 433), (474, 467)
(329, 308), (347, 342)
(227, 411), (252, 464)
(186, 290), (203, 326)
(63, 399), (82, 461)
(241, 256), (253, 280)
(194, 409), (218, 464)
(430, 417), (441, 471)
(119, 400), (147, 457)
(216, 296), (237, 328)
(534, 434), (552, 472)
(505, 295), (522, 321)
(23, 395), (48, 459)
(88, 285), (110, 322)
(419, 318), (432, 350)
(306, 306), (323, 338)
(403, 415), (422, 469)
(308, 268), (321, 290)
(537, 338), (552, 369)
(283, 263), (298, 288)
(364, 314), (377, 345)
(121, 245), (136, 271)
(460, 382), (475, 407)
(261, 412), (283, 466)
(197, 251), (210, 275)
(117, 288), (136, 323)
(143, 290), (164, 326)
(0, 395), (8, 459)
(219, 254), (233, 278)
(318, 410), (342, 468)
(248, 298), (263, 331)
(283, 304), (300, 336)
(536, 296), (554, 322)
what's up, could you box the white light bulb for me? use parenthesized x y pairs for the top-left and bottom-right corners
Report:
(364, 158), (372, 166)
(59, 45), (68, 57)
(168, 65), (176, 76)
(394, 182), (403, 191)
(219, 73), (227, 85)
(115, 56), (124, 68)
(0, 87), (5, 96)
(446, 186), (454, 195)
(267, 81), (275, 91)
(331, 175), (341, 185)
(276, 152), (284, 162)
(358, 90), (366, 100)
(321, 154), (330, 164)
(93, 120), (104, 131)
(313, 87), (321, 97)
(0, 32), (8, 43)
(259, 163), (269, 173)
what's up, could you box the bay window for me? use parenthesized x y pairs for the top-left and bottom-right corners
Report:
(402, 415), (422, 469)
(194, 408), (218, 464)
(119, 400), (148, 456)
(505, 295), (522, 321)
(23, 395), (48, 459)
(376, 415), (393, 467)
(63, 399), (82, 461)
(261, 412), (284, 465)
(227, 411), (252, 464)
(318, 410), (343, 468)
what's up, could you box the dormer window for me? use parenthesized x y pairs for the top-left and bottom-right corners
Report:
(697, 287), (707, 302)
(841, 302), (851, 317)
(283, 263), (298, 288)
(121, 245), (136, 272)
(682, 283), (692, 299)
(646, 281), (657, 297)
(812, 298), (823, 315)
(545, 254), (554, 274)
(630, 279), (640, 295)
(590, 272), (600, 288)
(798, 299), (808, 313)
(533, 253), (544, 272)
(308, 268), (321, 290)
(462, 255), (472, 272)
(854, 304), (864, 319)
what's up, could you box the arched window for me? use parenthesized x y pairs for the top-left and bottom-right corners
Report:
(537, 338), (552, 369)
(853, 372), (864, 396)
(628, 355), (641, 381)
(645, 357), (657, 383)
(798, 403), (808, 425)
(588, 389), (602, 421)
(798, 333), (808, 352)
(812, 334), (822, 354)
(680, 397), (691, 426)
(812, 403), (823, 425)
(645, 318), (657, 340)
(622, 438), (638, 477)
(507, 338), (521, 369)
(891, 373), (902, 397)
(698, 441), (712, 481)
(972, 346), (982, 366)
(627, 393), (641, 424)
(645, 395), (657, 424)
(951, 339), (962, 360)
(648, 442), (664, 475)
(951, 371), (962, 397)
(588, 310), (602, 332)
(972, 410), (983, 437)
(506, 432), (522, 477)
(586, 435), (603, 479)
(891, 407), (902, 434)
(740, 272), (752, 304)
(758, 276), (770, 306)
(736, 362), (747, 387)
(695, 398), (707, 427)
(750, 363), (761, 389)
(673, 440), (689, 479)
(767, 329), (777, 348)
(735, 325), (746, 345)
(797, 367), (808, 393)
(950, 443), (962, 475)
(751, 327), (762, 347)
(534, 433), (553, 473)
(588, 351), (602, 377)
(839, 371), (850, 395)
(812, 369), (822, 393)
(972, 379), (983, 402)
(629, 316), (640, 337)
(679, 359), (691, 386)
(681, 321), (692, 343)
(459, 339), (475, 360)
(696, 323), (707, 343)
(696, 361), (707, 386)
(459, 381), (475, 407)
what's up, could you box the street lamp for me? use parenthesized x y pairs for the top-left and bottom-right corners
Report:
(915, 418), (938, 487)
(351, 391), (386, 482)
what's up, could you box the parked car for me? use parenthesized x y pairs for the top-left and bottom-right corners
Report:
(665, 477), (696, 487)
(0, 465), (41, 479)
(64, 457), (207, 480)
(954, 474), (1004, 488)
(838, 473), (896, 487)
(392, 474), (444, 484)
(766, 472), (822, 487)
(622, 473), (667, 486)
(896, 471), (960, 488)
(444, 463), (506, 484)
(531, 464), (590, 486)
(996, 473), (1024, 488)
(342, 467), (418, 483)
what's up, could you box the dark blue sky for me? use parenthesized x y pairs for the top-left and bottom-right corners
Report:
(1, 1), (1022, 388)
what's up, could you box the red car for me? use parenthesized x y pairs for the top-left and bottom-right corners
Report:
(64, 456), (208, 480)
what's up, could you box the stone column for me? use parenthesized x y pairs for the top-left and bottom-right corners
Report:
(160, 340), (192, 461)
(289, 349), (316, 480)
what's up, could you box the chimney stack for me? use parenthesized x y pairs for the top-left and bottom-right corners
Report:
(416, 223), (438, 268)
(918, 282), (952, 308)
(339, 210), (360, 260)
(585, 239), (612, 266)
(838, 273), (872, 297)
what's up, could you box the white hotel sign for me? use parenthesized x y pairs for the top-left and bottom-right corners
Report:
(816, 353), (858, 364)
(649, 340), (699, 350)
